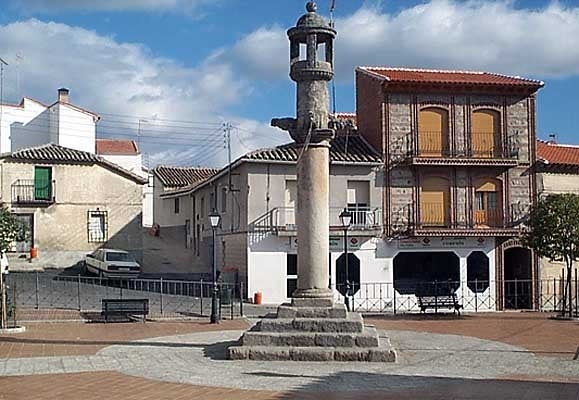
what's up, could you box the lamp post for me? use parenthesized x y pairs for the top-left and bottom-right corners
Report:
(339, 209), (352, 311)
(209, 210), (221, 324)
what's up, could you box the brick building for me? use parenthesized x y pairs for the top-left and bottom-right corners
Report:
(356, 67), (544, 310)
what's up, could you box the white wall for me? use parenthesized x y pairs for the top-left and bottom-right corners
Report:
(56, 104), (96, 153)
(0, 99), (47, 153)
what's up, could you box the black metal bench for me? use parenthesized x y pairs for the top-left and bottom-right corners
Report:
(416, 282), (462, 315)
(101, 299), (149, 322)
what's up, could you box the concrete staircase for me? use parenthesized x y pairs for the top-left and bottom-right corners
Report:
(228, 300), (396, 362)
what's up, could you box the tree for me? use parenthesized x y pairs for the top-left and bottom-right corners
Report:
(0, 206), (22, 328)
(523, 194), (579, 318)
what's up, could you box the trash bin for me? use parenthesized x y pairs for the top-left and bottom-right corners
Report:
(254, 291), (262, 305)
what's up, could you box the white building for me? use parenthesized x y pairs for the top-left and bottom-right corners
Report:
(0, 88), (98, 154)
(0, 89), (151, 227)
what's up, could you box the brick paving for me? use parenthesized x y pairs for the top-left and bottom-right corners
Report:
(0, 319), (249, 358)
(366, 312), (579, 358)
(1, 313), (578, 399)
(1, 371), (579, 400)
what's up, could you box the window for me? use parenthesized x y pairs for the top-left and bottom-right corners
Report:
(420, 175), (451, 227)
(474, 179), (502, 227)
(287, 254), (298, 298)
(472, 110), (501, 158)
(88, 210), (107, 243)
(221, 188), (227, 213)
(174, 198), (180, 214)
(34, 166), (52, 201)
(347, 181), (370, 226)
(467, 252), (490, 293)
(106, 252), (136, 262)
(418, 107), (449, 157)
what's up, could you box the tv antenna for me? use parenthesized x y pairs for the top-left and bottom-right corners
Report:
(329, 0), (336, 27)
(0, 57), (8, 135)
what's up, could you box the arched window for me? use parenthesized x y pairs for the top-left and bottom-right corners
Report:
(474, 178), (502, 227)
(419, 107), (449, 157)
(421, 175), (451, 227)
(472, 110), (501, 158)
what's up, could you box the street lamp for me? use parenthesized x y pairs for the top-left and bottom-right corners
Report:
(209, 210), (221, 324)
(339, 209), (352, 311)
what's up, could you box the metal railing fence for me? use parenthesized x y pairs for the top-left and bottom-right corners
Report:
(334, 276), (578, 315)
(5, 272), (244, 319)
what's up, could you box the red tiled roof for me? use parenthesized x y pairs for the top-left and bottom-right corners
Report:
(536, 140), (579, 166)
(358, 67), (544, 88)
(153, 166), (218, 188)
(96, 139), (139, 155)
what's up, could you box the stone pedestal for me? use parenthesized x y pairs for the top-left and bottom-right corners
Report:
(228, 300), (396, 362)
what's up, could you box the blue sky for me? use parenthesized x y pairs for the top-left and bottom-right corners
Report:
(1, 0), (578, 166)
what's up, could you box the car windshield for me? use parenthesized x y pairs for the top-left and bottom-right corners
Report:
(106, 252), (135, 262)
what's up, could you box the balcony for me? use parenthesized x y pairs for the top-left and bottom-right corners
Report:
(250, 206), (382, 236)
(393, 131), (519, 168)
(391, 203), (521, 237)
(11, 179), (55, 206)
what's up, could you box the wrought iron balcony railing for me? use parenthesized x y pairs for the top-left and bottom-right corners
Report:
(250, 206), (382, 233)
(11, 179), (55, 205)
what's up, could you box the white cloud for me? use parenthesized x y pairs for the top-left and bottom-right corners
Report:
(10, 0), (213, 13)
(0, 19), (279, 167)
(219, 0), (579, 81)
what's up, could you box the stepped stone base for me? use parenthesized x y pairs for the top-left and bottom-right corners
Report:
(228, 300), (396, 362)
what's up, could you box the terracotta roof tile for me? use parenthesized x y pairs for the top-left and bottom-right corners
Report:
(537, 140), (579, 166)
(358, 67), (544, 88)
(1, 144), (146, 184)
(96, 139), (139, 155)
(245, 135), (381, 164)
(153, 166), (218, 188)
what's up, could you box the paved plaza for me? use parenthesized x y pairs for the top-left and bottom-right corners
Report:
(0, 313), (578, 399)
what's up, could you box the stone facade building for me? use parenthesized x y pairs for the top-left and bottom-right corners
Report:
(0, 144), (146, 267)
(356, 67), (544, 310)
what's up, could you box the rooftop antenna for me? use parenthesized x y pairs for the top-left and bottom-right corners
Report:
(0, 57), (9, 141)
(15, 52), (23, 99)
(329, 0), (336, 27)
(330, 0), (337, 114)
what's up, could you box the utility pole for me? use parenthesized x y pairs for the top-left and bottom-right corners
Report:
(223, 122), (233, 232)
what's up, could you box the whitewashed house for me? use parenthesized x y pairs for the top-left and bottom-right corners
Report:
(0, 88), (98, 154)
(156, 134), (386, 305)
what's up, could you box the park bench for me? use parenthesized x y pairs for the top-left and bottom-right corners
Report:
(101, 298), (149, 322)
(416, 282), (462, 315)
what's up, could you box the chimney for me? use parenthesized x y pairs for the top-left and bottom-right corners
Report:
(58, 88), (69, 103)
(548, 133), (557, 144)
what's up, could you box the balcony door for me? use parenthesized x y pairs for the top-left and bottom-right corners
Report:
(284, 180), (297, 227)
(418, 107), (449, 157)
(474, 179), (502, 227)
(34, 166), (52, 201)
(347, 181), (370, 226)
(472, 110), (501, 158)
(420, 176), (450, 227)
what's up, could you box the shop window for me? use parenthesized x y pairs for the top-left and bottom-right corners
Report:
(467, 251), (490, 292)
(393, 252), (460, 295)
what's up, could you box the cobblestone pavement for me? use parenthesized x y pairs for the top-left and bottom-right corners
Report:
(1, 314), (578, 399)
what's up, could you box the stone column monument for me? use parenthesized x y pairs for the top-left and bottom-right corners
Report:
(228, 1), (395, 362)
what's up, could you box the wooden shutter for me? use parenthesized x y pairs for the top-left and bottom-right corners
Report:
(472, 110), (500, 158)
(34, 167), (51, 201)
(419, 108), (449, 157)
(420, 176), (450, 226)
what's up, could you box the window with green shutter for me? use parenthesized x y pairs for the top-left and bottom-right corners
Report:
(34, 167), (52, 201)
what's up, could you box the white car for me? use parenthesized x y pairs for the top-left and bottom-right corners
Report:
(85, 249), (141, 278)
